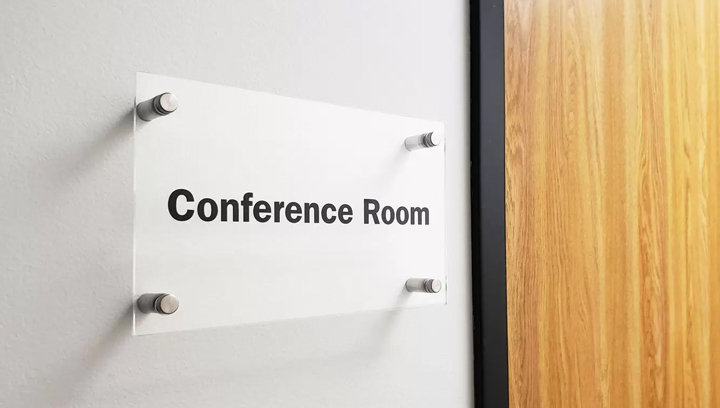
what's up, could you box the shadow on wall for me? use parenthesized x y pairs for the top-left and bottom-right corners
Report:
(30, 298), (416, 405)
(16, 107), (136, 407)
(119, 288), (415, 398)
(34, 306), (133, 407)
(52, 108), (135, 184)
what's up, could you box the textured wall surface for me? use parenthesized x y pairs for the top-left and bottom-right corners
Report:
(0, 1), (471, 407)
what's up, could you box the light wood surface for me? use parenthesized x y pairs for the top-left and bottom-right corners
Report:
(504, 0), (720, 406)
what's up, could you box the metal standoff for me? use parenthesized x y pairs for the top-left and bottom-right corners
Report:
(137, 293), (180, 315)
(404, 132), (443, 151)
(136, 92), (178, 121)
(405, 278), (443, 293)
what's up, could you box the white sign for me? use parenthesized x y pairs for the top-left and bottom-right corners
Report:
(134, 73), (446, 335)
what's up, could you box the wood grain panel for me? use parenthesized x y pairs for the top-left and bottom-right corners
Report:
(504, 0), (720, 406)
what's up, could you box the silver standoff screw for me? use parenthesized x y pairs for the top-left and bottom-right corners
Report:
(405, 278), (443, 293)
(137, 293), (180, 315)
(404, 132), (443, 151)
(136, 92), (178, 122)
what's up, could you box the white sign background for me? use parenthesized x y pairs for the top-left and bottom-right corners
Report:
(134, 73), (446, 335)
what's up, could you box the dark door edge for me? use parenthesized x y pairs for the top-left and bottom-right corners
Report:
(470, 0), (509, 406)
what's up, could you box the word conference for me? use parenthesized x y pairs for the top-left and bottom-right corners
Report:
(168, 189), (431, 226)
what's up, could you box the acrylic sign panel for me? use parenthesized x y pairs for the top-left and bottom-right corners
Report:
(134, 73), (445, 335)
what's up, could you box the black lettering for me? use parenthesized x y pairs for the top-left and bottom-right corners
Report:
(396, 206), (409, 225)
(381, 206), (395, 224)
(321, 203), (336, 223)
(273, 201), (285, 222)
(254, 200), (271, 223)
(198, 198), (218, 221)
(410, 207), (429, 225)
(338, 204), (353, 224)
(240, 193), (254, 222)
(304, 202), (319, 223)
(286, 202), (302, 223)
(168, 189), (194, 221)
(364, 199), (379, 224)
(220, 199), (239, 222)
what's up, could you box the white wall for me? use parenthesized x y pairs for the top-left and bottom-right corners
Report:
(0, 1), (472, 407)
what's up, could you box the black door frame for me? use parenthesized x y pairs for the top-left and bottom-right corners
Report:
(470, 0), (509, 407)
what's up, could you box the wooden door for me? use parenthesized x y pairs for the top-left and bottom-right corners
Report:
(504, 0), (720, 406)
